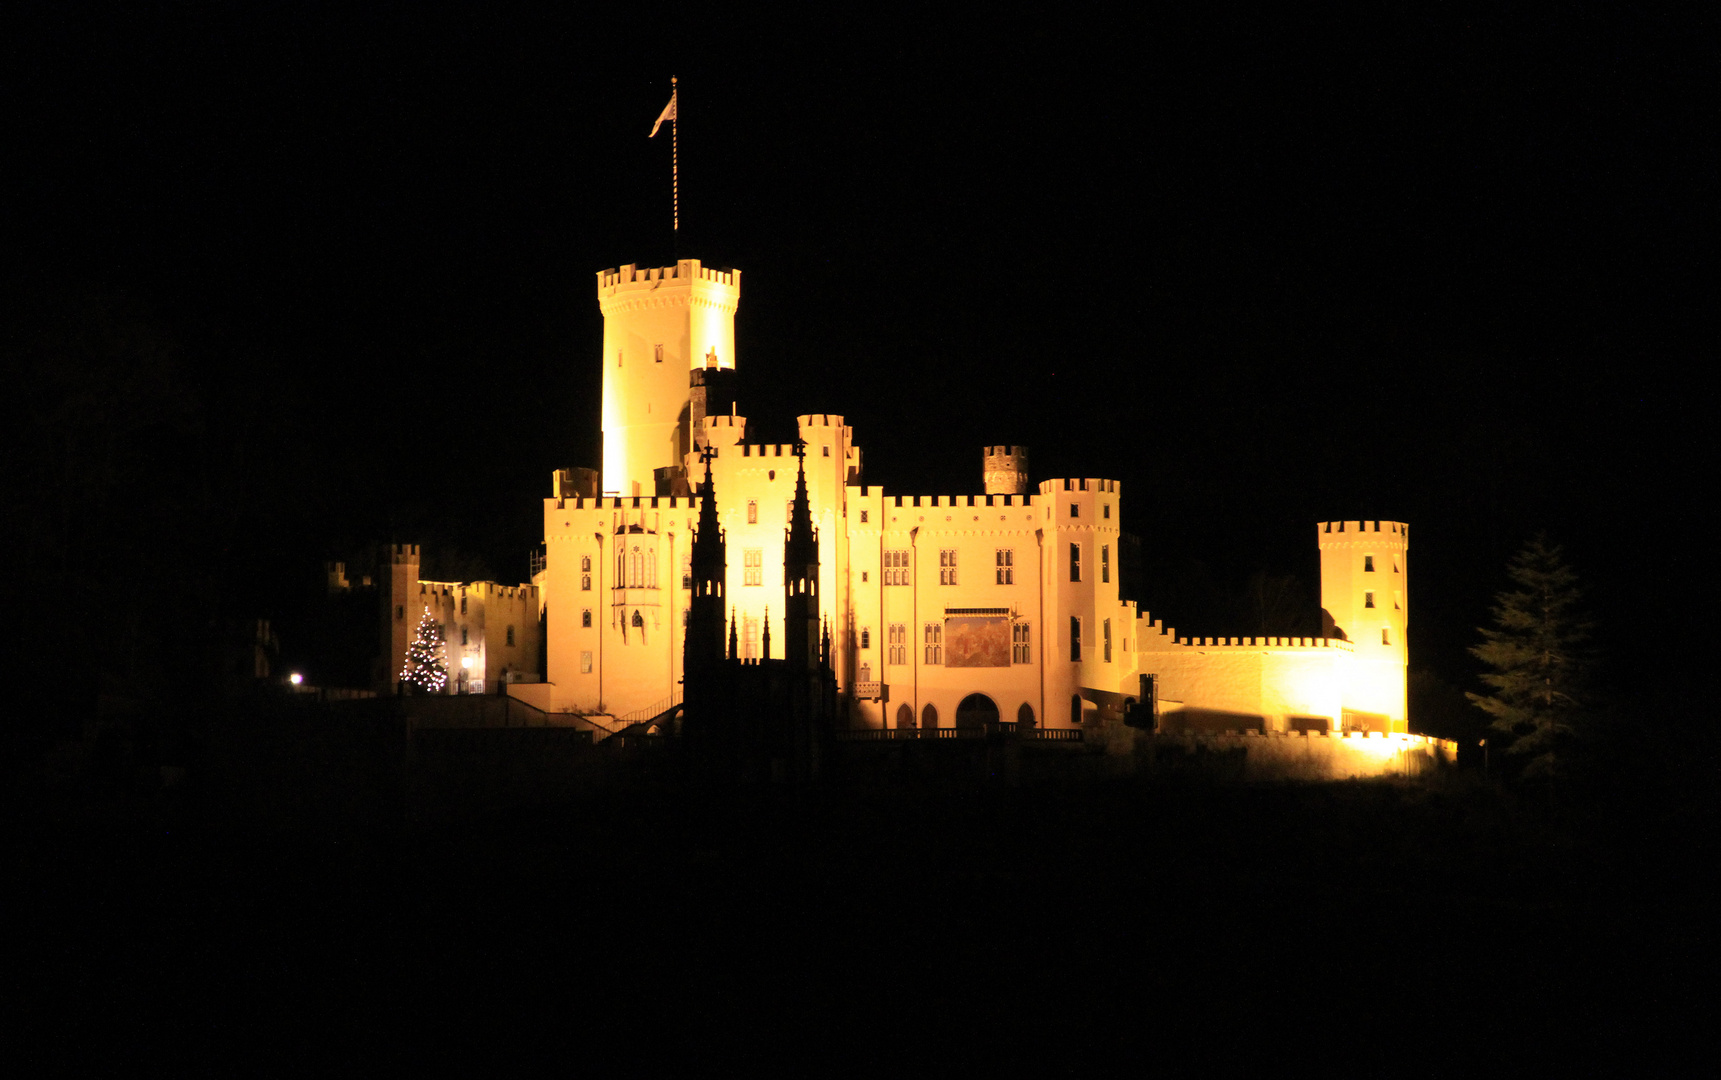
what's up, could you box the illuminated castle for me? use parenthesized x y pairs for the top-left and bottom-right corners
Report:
(513, 258), (1440, 767)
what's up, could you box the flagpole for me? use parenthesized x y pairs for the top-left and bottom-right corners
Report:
(671, 76), (679, 242)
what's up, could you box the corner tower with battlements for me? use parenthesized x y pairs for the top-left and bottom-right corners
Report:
(1319, 520), (1410, 732)
(599, 260), (741, 497)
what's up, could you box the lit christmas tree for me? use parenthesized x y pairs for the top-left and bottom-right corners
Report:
(400, 608), (449, 693)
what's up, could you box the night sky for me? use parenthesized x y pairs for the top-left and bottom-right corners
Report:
(8, 4), (1707, 700)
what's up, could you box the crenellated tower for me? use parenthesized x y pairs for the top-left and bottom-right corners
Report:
(598, 260), (741, 497)
(983, 445), (1031, 496)
(1318, 520), (1410, 732)
(380, 542), (421, 693)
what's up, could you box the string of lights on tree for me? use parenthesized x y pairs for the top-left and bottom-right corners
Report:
(401, 607), (449, 693)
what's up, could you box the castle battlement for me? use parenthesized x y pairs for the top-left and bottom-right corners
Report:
(1319, 520), (1409, 543)
(797, 414), (847, 429)
(557, 495), (705, 511)
(597, 260), (740, 291)
(1167, 635), (1355, 652)
(1040, 478), (1120, 495)
(884, 493), (1036, 508)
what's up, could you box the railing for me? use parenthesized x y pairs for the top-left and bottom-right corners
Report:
(614, 689), (684, 729)
(833, 727), (983, 741)
(1022, 728), (1083, 742)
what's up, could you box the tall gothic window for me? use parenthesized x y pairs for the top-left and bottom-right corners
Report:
(888, 623), (907, 665)
(1101, 545), (1110, 584)
(884, 550), (910, 585)
(995, 549), (1013, 585)
(939, 549), (957, 585)
(1012, 623), (1031, 663)
(1070, 543), (1081, 582)
(923, 622), (942, 664)
(744, 548), (763, 586)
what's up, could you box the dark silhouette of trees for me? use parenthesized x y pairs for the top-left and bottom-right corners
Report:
(1467, 535), (1593, 780)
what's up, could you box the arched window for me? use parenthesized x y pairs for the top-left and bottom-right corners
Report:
(581, 555), (591, 572)
(1017, 703), (1036, 730)
(896, 703), (915, 729)
(747, 500), (758, 524)
(631, 610), (644, 628)
(921, 703), (939, 730)
(581, 609), (592, 628)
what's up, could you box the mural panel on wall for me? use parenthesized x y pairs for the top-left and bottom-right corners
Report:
(944, 616), (1010, 668)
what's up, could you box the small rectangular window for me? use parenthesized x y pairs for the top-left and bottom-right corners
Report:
(1103, 619), (1112, 662)
(580, 651), (593, 674)
(461, 626), (469, 646)
(1101, 545), (1110, 584)
(1382, 628), (1391, 645)
(1069, 504), (1078, 518)
(860, 510), (868, 523)
(1364, 591), (1375, 608)
(861, 571), (868, 583)
(861, 627), (871, 650)
(581, 609), (592, 628)
(822, 446), (830, 457)
(506, 626), (515, 647)
(1071, 616), (1081, 662)
(1104, 504), (1111, 519)
(396, 605), (405, 621)
(1070, 543), (1081, 582)
(747, 500), (758, 524)
(654, 343), (664, 363)
(1364, 555), (1375, 572)
(581, 574), (591, 591)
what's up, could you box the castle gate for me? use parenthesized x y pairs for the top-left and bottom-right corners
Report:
(956, 693), (1000, 733)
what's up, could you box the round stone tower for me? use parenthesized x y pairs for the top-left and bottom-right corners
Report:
(598, 260), (741, 497)
(982, 445), (1030, 496)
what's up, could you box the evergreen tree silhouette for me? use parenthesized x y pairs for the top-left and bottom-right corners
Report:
(1467, 535), (1593, 780)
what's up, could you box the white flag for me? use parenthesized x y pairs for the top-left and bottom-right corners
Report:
(649, 92), (676, 137)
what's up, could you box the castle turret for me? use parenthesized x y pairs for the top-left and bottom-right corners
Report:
(381, 543), (420, 693)
(983, 445), (1030, 496)
(598, 261), (741, 497)
(1319, 520), (1410, 732)
(783, 442), (821, 670)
